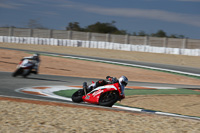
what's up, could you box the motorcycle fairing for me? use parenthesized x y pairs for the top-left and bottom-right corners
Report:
(82, 83), (121, 104)
(18, 59), (34, 69)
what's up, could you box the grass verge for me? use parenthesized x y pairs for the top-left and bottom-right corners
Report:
(54, 88), (200, 98)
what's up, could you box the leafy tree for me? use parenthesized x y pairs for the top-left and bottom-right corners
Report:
(85, 21), (118, 34)
(66, 21), (126, 34)
(114, 30), (127, 35)
(132, 32), (137, 36)
(66, 22), (83, 31)
(178, 35), (185, 38)
(65, 21), (186, 38)
(168, 34), (177, 38)
(137, 30), (147, 36)
(151, 30), (166, 37)
(168, 34), (185, 38)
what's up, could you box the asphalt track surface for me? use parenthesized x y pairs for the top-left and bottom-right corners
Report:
(1, 47), (200, 108)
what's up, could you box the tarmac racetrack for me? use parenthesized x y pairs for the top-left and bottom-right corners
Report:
(0, 71), (97, 103)
(1, 70), (200, 104)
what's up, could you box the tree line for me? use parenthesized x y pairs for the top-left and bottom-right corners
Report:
(66, 21), (185, 38)
(1, 19), (185, 38)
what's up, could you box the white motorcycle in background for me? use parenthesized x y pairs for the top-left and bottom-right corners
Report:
(12, 59), (37, 78)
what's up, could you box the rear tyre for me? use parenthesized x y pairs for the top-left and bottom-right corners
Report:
(99, 91), (119, 107)
(72, 89), (84, 103)
(12, 68), (23, 77)
(23, 69), (32, 78)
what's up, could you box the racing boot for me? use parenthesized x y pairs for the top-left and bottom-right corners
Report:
(87, 86), (93, 93)
(83, 82), (87, 95)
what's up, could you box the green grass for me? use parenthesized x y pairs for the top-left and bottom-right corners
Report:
(124, 89), (200, 96)
(54, 88), (200, 98)
(54, 89), (78, 98)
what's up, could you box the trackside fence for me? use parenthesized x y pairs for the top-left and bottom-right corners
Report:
(0, 27), (200, 56)
(1, 36), (200, 56)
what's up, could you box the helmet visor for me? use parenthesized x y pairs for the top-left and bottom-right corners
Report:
(121, 81), (127, 86)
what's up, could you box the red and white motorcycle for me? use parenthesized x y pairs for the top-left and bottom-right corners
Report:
(72, 82), (124, 107)
(12, 59), (37, 78)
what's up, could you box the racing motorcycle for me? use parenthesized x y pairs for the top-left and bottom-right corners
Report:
(12, 59), (37, 78)
(72, 82), (124, 107)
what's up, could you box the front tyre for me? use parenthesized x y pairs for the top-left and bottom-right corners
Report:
(99, 91), (119, 107)
(72, 89), (84, 103)
(12, 68), (23, 77)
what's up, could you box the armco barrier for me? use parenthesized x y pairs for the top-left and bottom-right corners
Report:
(0, 36), (199, 56)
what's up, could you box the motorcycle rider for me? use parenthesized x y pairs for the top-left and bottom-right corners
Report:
(85, 75), (128, 99)
(21, 53), (40, 74)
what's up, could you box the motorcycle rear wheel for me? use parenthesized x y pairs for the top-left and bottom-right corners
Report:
(23, 69), (32, 78)
(99, 91), (119, 107)
(72, 89), (84, 103)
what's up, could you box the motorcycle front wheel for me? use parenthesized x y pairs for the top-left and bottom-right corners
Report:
(12, 68), (23, 77)
(99, 91), (119, 107)
(72, 89), (84, 103)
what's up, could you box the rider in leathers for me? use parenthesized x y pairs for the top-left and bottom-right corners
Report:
(87, 76), (128, 99)
(21, 53), (40, 74)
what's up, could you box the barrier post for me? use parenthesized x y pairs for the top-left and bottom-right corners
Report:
(144, 36), (149, 45)
(106, 33), (110, 42)
(29, 29), (33, 37)
(87, 32), (91, 41)
(182, 38), (187, 49)
(49, 30), (53, 38)
(9, 27), (14, 36)
(163, 37), (168, 47)
(68, 30), (72, 39)
(125, 34), (129, 44)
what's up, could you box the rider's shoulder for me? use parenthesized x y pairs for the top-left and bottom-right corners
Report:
(112, 77), (118, 83)
(23, 56), (33, 59)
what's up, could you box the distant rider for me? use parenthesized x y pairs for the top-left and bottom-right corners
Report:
(85, 75), (128, 99)
(21, 53), (40, 74)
